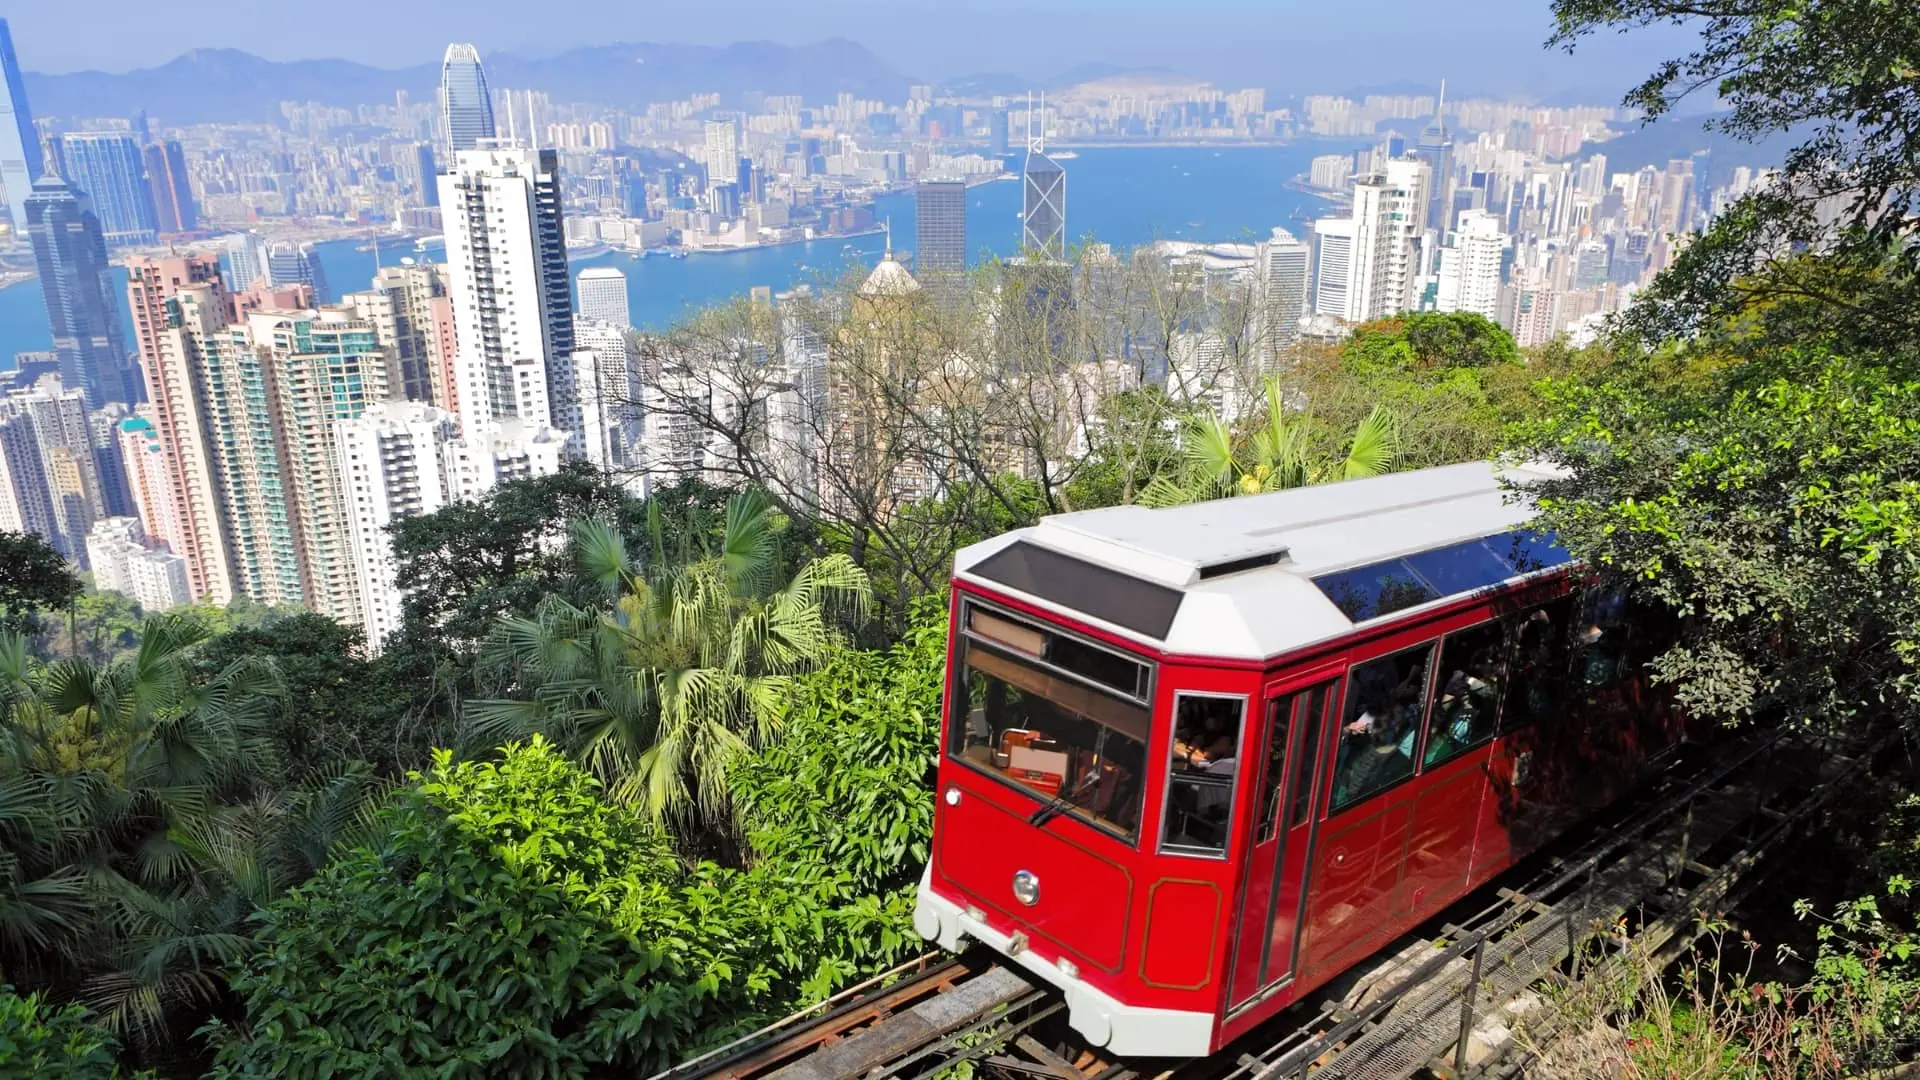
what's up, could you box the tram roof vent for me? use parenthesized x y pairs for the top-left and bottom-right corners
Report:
(1195, 548), (1290, 580)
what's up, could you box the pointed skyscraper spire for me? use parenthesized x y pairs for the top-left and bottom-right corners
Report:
(440, 44), (496, 156)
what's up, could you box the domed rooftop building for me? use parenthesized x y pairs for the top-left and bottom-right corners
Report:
(858, 248), (921, 299)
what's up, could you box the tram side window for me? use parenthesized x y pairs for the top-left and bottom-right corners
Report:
(1253, 697), (1293, 844)
(1161, 695), (1247, 856)
(950, 638), (1150, 839)
(1571, 585), (1632, 689)
(1502, 597), (1575, 729)
(1424, 622), (1507, 767)
(1331, 643), (1435, 811)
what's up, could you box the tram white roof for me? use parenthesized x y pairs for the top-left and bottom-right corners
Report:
(953, 460), (1568, 662)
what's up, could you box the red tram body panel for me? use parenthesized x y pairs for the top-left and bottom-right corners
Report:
(912, 461), (1679, 1058)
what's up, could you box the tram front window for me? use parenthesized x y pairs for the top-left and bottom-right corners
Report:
(951, 636), (1149, 839)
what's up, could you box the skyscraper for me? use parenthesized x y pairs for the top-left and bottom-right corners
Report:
(576, 267), (630, 326)
(438, 145), (580, 453)
(1434, 209), (1510, 320)
(1311, 217), (1357, 321)
(414, 143), (439, 207)
(142, 139), (197, 234)
(117, 412), (180, 551)
(335, 401), (460, 649)
(572, 319), (639, 471)
(223, 231), (269, 291)
(1021, 118), (1066, 261)
(439, 44), (496, 156)
(1412, 82), (1455, 233)
(249, 308), (390, 622)
(915, 180), (967, 275)
(266, 241), (329, 301)
(1256, 228), (1311, 364)
(0, 375), (105, 560)
(25, 176), (137, 405)
(344, 263), (451, 405)
(1346, 159), (1431, 321)
(60, 133), (158, 247)
(127, 254), (236, 603)
(703, 120), (738, 180)
(0, 19), (41, 235)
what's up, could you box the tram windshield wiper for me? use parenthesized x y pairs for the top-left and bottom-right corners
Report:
(1028, 792), (1074, 827)
(1028, 752), (1102, 828)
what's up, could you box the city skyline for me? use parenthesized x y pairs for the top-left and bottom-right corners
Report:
(8, 3), (1692, 104)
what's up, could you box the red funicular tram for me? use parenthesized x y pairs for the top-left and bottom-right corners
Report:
(912, 460), (1678, 1059)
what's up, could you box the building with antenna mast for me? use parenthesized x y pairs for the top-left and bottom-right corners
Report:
(1021, 92), (1066, 260)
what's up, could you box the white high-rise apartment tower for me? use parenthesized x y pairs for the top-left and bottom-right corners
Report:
(572, 319), (639, 471)
(437, 145), (582, 453)
(1256, 228), (1311, 365)
(576, 267), (630, 326)
(703, 120), (738, 178)
(1434, 209), (1509, 320)
(334, 402), (459, 650)
(1347, 159), (1431, 322)
(1311, 217), (1357, 322)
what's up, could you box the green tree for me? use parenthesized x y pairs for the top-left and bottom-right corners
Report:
(1141, 376), (1397, 506)
(187, 613), (424, 781)
(1550, 0), (1920, 343)
(0, 531), (81, 640)
(0, 615), (374, 1057)
(467, 490), (871, 832)
(1339, 311), (1523, 376)
(1517, 348), (1920, 726)
(208, 739), (785, 1078)
(387, 462), (646, 654)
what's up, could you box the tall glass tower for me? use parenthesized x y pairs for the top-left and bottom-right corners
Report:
(1021, 152), (1066, 261)
(0, 19), (41, 234)
(440, 44), (497, 155)
(24, 176), (136, 404)
(915, 180), (967, 274)
(59, 133), (157, 247)
(1020, 94), (1065, 261)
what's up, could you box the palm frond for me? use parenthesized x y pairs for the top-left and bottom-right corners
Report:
(572, 518), (635, 601)
(1343, 405), (1400, 480)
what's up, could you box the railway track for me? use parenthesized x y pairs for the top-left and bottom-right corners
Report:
(656, 728), (1882, 1080)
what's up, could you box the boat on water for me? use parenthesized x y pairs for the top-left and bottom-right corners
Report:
(1051, 150), (1080, 160)
(414, 235), (445, 251)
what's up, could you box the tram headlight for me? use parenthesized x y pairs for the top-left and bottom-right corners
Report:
(943, 786), (961, 806)
(1012, 869), (1040, 907)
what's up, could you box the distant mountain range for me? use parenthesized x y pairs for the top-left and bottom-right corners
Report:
(1557, 112), (1801, 185)
(23, 40), (914, 125)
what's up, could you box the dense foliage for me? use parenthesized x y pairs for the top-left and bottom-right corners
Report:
(0, 530), (82, 638)
(212, 597), (947, 1076)
(0, 987), (137, 1076)
(468, 490), (871, 833)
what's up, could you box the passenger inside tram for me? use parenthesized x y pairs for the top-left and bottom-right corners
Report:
(1332, 645), (1433, 808)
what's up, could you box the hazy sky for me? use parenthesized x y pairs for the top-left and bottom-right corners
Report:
(7, 0), (1689, 101)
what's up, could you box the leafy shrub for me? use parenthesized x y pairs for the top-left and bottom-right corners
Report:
(0, 987), (132, 1076)
(209, 739), (785, 1077)
(731, 595), (949, 998)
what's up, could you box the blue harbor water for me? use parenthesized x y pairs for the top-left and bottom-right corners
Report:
(0, 144), (1346, 360)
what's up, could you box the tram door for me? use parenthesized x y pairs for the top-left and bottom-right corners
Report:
(1227, 676), (1337, 1009)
